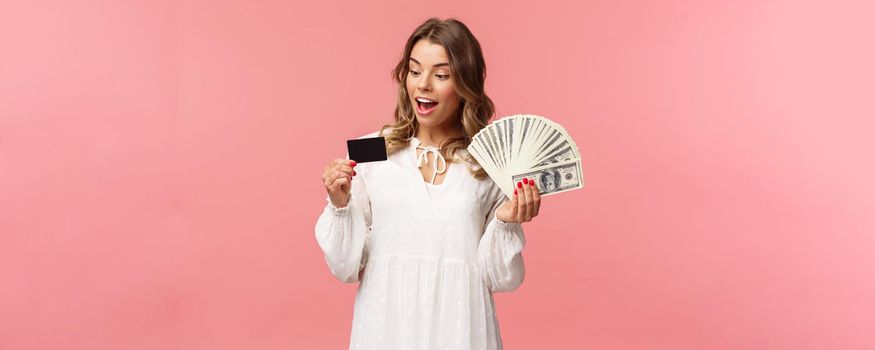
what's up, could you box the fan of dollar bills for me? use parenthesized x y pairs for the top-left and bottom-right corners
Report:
(467, 114), (584, 198)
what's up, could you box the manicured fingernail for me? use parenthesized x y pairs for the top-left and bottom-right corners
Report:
(529, 178), (535, 186)
(523, 178), (528, 185)
(514, 189), (518, 195)
(517, 182), (523, 188)
(352, 171), (356, 176)
(350, 161), (356, 167)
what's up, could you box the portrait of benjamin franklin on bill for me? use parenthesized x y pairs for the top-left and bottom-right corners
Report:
(540, 168), (561, 192)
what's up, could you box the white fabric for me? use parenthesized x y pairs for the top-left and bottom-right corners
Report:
(415, 144), (447, 184)
(315, 131), (526, 350)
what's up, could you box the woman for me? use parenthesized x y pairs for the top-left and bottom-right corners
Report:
(315, 17), (542, 350)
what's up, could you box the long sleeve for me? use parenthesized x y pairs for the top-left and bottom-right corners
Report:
(314, 164), (372, 283)
(476, 189), (526, 293)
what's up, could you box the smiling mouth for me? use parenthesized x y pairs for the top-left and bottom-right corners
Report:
(416, 98), (439, 114)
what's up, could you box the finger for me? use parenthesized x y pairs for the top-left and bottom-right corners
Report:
(331, 177), (351, 193)
(327, 170), (352, 189)
(530, 178), (541, 216)
(509, 188), (519, 221)
(331, 171), (352, 190)
(333, 159), (357, 168)
(321, 164), (334, 181)
(324, 159), (353, 181)
(324, 171), (337, 187)
(516, 181), (529, 222)
(332, 164), (355, 176)
(332, 158), (350, 166)
(524, 178), (536, 221)
(323, 170), (336, 187)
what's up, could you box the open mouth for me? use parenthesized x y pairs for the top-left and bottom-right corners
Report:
(416, 97), (439, 115)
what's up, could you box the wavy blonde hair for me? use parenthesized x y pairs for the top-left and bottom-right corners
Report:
(379, 17), (495, 179)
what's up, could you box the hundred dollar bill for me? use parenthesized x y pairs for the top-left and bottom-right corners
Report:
(511, 159), (584, 196)
(533, 142), (579, 168)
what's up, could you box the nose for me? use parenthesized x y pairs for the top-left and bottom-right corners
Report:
(417, 73), (432, 92)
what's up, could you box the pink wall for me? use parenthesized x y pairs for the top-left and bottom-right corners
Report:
(2, 0), (874, 349)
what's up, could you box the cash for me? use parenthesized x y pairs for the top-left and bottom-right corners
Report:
(467, 114), (584, 198)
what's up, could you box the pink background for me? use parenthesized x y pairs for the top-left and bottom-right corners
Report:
(2, 0), (874, 349)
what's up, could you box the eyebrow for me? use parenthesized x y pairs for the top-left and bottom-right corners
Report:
(409, 58), (449, 68)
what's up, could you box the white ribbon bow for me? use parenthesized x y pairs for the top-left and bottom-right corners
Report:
(416, 145), (447, 184)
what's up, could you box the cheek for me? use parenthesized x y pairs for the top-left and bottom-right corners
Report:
(437, 85), (459, 106)
(405, 76), (415, 92)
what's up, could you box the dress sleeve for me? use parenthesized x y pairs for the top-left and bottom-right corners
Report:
(476, 186), (526, 293)
(314, 162), (372, 283)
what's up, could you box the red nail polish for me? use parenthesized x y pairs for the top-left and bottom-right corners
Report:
(523, 178), (528, 185)
(350, 161), (356, 167)
(517, 182), (523, 188)
(352, 171), (356, 176)
(514, 189), (518, 195)
(529, 178), (535, 186)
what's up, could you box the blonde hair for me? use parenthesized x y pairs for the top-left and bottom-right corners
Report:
(379, 17), (495, 179)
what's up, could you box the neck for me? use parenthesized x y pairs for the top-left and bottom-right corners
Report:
(415, 123), (462, 148)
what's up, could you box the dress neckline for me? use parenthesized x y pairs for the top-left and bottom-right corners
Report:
(410, 136), (452, 183)
(408, 138), (456, 200)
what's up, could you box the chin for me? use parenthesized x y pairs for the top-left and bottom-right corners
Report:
(415, 115), (442, 126)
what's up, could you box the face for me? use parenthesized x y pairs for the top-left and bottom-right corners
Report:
(406, 40), (462, 129)
(544, 173), (557, 189)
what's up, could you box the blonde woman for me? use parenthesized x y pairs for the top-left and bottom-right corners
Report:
(316, 17), (542, 350)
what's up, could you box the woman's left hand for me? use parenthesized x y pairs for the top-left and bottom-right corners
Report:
(495, 178), (541, 223)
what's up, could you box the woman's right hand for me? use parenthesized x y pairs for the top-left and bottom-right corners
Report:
(322, 159), (357, 208)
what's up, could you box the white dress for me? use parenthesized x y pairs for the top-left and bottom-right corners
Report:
(315, 132), (527, 350)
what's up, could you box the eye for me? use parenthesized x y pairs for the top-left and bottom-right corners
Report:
(409, 69), (420, 77)
(436, 74), (449, 80)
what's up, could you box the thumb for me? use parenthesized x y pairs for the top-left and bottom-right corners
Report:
(508, 191), (519, 218)
(342, 177), (352, 193)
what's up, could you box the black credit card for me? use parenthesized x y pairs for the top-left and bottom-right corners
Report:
(347, 137), (387, 163)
